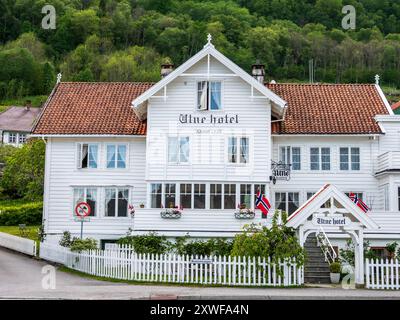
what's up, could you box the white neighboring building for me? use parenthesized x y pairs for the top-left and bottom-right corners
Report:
(0, 105), (42, 146)
(32, 38), (400, 259)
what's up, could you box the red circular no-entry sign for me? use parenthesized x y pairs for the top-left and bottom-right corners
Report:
(75, 202), (91, 217)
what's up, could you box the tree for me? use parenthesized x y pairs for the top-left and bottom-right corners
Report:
(1, 139), (45, 200)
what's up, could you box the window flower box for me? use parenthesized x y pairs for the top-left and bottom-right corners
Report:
(234, 208), (255, 219)
(160, 208), (182, 219)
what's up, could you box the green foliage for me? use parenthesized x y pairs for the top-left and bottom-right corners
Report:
(70, 238), (98, 252)
(339, 239), (376, 266)
(174, 236), (233, 256)
(1, 139), (45, 200)
(117, 231), (172, 254)
(329, 261), (341, 273)
(0, 201), (43, 225)
(59, 231), (73, 247)
(230, 211), (305, 266)
(386, 242), (398, 254)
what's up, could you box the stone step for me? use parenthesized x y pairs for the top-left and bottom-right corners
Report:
(304, 277), (331, 284)
(304, 270), (331, 276)
(305, 266), (330, 273)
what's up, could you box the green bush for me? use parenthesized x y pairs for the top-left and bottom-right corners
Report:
(117, 232), (172, 254)
(59, 231), (72, 247)
(70, 238), (98, 252)
(0, 201), (42, 225)
(174, 236), (233, 256)
(330, 262), (341, 273)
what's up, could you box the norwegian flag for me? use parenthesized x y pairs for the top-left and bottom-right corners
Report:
(349, 192), (369, 213)
(255, 189), (271, 218)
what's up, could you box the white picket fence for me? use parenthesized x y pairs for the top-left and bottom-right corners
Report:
(366, 258), (400, 290)
(0, 231), (37, 256)
(40, 243), (303, 287)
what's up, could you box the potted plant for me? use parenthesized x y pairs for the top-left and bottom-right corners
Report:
(139, 203), (145, 208)
(329, 261), (341, 284)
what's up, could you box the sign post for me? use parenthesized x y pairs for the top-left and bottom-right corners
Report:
(75, 202), (91, 239)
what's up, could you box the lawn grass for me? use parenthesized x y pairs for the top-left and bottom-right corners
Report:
(0, 225), (40, 241)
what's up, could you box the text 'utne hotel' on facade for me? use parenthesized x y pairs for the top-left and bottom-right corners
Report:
(32, 36), (400, 260)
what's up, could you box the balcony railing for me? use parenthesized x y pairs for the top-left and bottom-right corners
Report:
(376, 151), (400, 174)
(271, 160), (291, 182)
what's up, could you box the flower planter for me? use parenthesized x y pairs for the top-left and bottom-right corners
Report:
(234, 209), (255, 219)
(160, 209), (182, 219)
(330, 273), (340, 284)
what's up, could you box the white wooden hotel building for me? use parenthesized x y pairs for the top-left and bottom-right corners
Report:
(32, 37), (400, 277)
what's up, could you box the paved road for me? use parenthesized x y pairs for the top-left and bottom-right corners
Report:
(1, 247), (400, 300)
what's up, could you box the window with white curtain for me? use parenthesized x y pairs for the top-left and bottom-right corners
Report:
(105, 188), (129, 217)
(107, 144), (127, 168)
(73, 187), (97, 216)
(228, 137), (249, 164)
(77, 143), (98, 169)
(197, 81), (222, 110)
(168, 137), (190, 164)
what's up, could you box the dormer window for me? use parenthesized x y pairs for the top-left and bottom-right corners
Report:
(197, 81), (221, 110)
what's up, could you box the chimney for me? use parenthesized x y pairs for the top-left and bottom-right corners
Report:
(161, 63), (174, 78)
(251, 62), (265, 84)
(25, 100), (32, 111)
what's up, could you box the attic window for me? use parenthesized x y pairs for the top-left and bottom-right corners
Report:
(197, 81), (221, 110)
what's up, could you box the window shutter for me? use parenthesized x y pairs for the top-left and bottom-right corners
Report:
(77, 143), (82, 169)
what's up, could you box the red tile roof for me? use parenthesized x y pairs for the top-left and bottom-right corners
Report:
(267, 83), (389, 134)
(392, 101), (400, 111)
(32, 82), (153, 135)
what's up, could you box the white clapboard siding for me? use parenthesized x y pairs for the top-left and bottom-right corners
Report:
(44, 137), (146, 236)
(39, 242), (303, 287)
(366, 258), (400, 290)
(0, 232), (37, 256)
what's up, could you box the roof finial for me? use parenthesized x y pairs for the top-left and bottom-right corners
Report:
(375, 74), (380, 85)
(204, 33), (214, 48)
(57, 73), (62, 84)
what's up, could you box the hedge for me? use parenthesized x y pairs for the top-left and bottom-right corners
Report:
(0, 201), (43, 225)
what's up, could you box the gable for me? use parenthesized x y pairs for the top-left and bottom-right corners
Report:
(286, 184), (379, 230)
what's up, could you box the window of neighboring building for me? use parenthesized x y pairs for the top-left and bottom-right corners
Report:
(105, 188), (129, 217)
(197, 81), (222, 110)
(168, 137), (190, 164)
(18, 134), (26, 144)
(275, 192), (299, 215)
(340, 147), (360, 171)
(73, 187), (97, 216)
(180, 184), (192, 209)
(240, 184), (252, 209)
(224, 184), (236, 209)
(165, 183), (176, 208)
(228, 137), (249, 164)
(279, 146), (301, 170)
(78, 143), (98, 169)
(8, 133), (16, 144)
(310, 147), (330, 171)
(150, 183), (162, 208)
(107, 144), (127, 169)
(194, 184), (206, 209)
(210, 184), (222, 209)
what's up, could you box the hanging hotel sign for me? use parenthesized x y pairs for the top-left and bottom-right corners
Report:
(179, 113), (239, 125)
(312, 214), (350, 226)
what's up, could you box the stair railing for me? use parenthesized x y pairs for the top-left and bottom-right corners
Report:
(316, 226), (337, 264)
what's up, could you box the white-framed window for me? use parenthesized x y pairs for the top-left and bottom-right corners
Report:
(210, 184), (222, 209)
(8, 133), (16, 144)
(228, 137), (249, 164)
(275, 192), (299, 215)
(310, 147), (330, 171)
(73, 187), (97, 216)
(107, 144), (127, 169)
(150, 183), (162, 208)
(197, 81), (222, 110)
(168, 137), (190, 164)
(180, 184), (192, 209)
(340, 147), (360, 171)
(18, 134), (26, 144)
(240, 184), (252, 209)
(105, 188), (129, 217)
(77, 143), (98, 169)
(165, 183), (176, 208)
(224, 184), (236, 209)
(279, 146), (301, 170)
(194, 183), (206, 209)
(345, 192), (364, 200)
